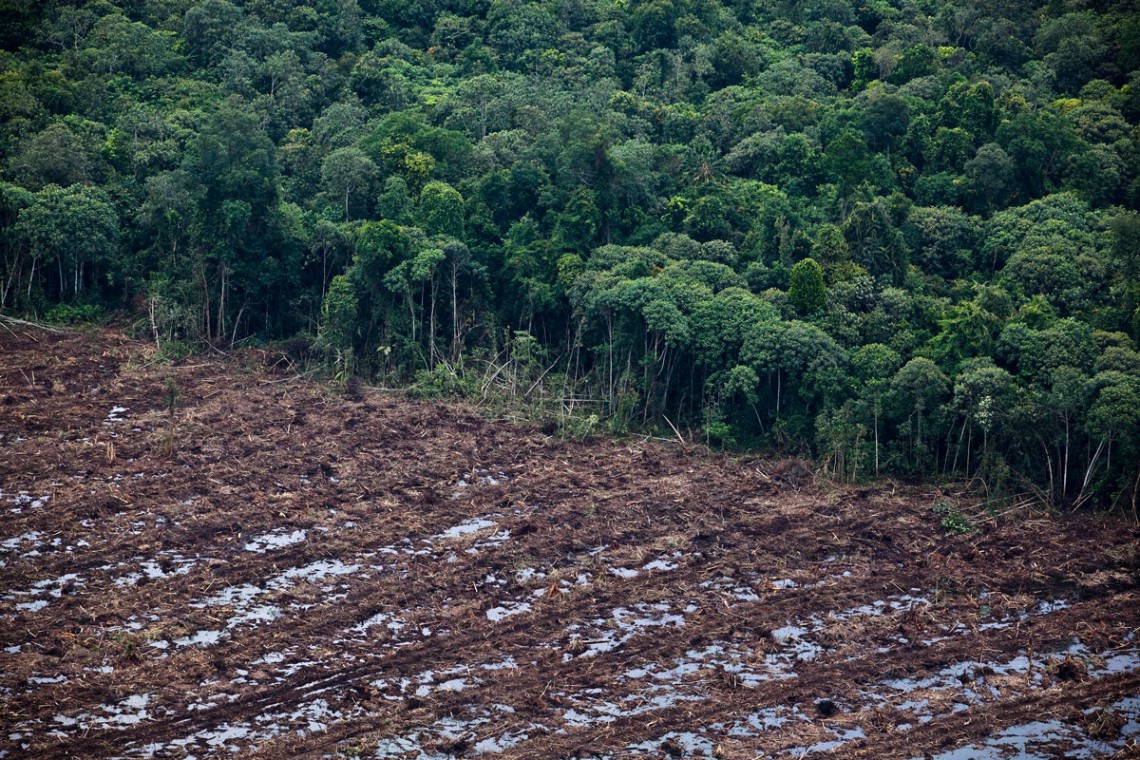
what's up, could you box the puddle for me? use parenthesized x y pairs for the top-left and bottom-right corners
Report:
(227, 604), (281, 626)
(641, 553), (681, 572)
(51, 693), (152, 734)
(788, 726), (866, 756)
(623, 642), (775, 692)
(452, 470), (510, 496)
(561, 690), (705, 727)
(104, 406), (129, 423)
(566, 651), (1140, 758)
(564, 602), (695, 661)
(165, 723), (258, 754)
(925, 695), (1140, 760)
(5, 573), (85, 614)
(350, 611), (407, 637)
(277, 559), (361, 583)
(875, 637), (1140, 699)
(139, 694), (370, 755)
(372, 706), (527, 758)
(1, 531), (43, 552)
(1100, 650), (1140, 674)
(829, 594), (929, 622)
(480, 657), (518, 672)
(114, 557), (197, 587)
(703, 592), (934, 678)
(197, 583), (262, 609)
(854, 642), (1140, 756)
(27, 675), (67, 685)
(433, 517), (499, 541)
(244, 529), (307, 553)
(921, 596), (1074, 647)
(101, 694), (150, 726)
(515, 567), (542, 583)
(175, 630), (225, 647)
(718, 705), (807, 737)
(177, 563), (367, 647)
(770, 625), (824, 662)
(2, 492), (50, 515)
(701, 575), (761, 602)
(574, 594), (1115, 747)
(472, 729), (530, 754)
(628, 731), (717, 756)
(487, 601), (532, 622)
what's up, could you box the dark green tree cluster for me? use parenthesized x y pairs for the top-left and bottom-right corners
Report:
(1, 0), (1139, 509)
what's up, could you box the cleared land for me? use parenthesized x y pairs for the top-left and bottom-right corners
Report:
(1, 325), (1138, 759)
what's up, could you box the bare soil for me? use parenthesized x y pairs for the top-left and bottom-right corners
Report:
(1, 325), (1138, 759)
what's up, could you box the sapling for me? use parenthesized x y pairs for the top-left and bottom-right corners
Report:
(164, 377), (180, 457)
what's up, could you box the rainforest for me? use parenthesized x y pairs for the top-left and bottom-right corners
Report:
(1, 0), (1139, 509)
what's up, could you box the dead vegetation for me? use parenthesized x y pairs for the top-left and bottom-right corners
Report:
(1, 326), (1138, 759)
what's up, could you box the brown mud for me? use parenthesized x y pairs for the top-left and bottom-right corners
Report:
(1, 325), (1138, 759)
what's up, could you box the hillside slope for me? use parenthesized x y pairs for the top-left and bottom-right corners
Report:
(1, 325), (1138, 758)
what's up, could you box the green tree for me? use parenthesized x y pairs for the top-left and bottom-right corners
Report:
(8, 123), (94, 190)
(417, 180), (465, 240)
(320, 147), (378, 221)
(1085, 371), (1140, 512)
(377, 176), (414, 225)
(318, 273), (359, 373)
(851, 343), (903, 475)
(889, 357), (950, 469)
(181, 100), (285, 342)
(182, 0), (243, 68)
(14, 183), (119, 306)
(860, 87), (910, 153)
(964, 143), (1015, 213)
(0, 181), (36, 310)
(788, 257), (827, 316)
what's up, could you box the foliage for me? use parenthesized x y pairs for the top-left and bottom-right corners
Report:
(788, 258), (826, 316)
(932, 499), (976, 535)
(0, 0), (1137, 509)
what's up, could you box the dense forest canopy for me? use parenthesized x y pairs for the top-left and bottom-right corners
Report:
(1, 0), (1139, 509)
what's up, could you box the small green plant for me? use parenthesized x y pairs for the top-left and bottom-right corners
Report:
(410, 363), (474, 399)
(931, 499), (952, 514)
(331, 348), (355, 386)
(932, 499), (976, 534)
(338, 741), (368, 758)
(44, 302), (103, 324)
(560, 412), (600, 441)
(704, 418), (736, 448)
(608, 387), (639, 435)
(110, 631), (141, 660)
(157, 338), (193, 363)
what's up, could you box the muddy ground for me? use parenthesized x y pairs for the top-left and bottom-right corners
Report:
(1, 324), (1138, 759)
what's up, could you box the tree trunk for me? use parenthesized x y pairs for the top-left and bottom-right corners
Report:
(216, 264), (228, 345)
(1074, 437), (1108, 511)
(874, 405), (880, 476)
(607, 313), (614, 412)
(451, 258), (460, 362)
(1063, 417), (1070, 500)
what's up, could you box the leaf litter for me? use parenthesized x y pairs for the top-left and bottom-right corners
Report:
(1, 327), (1138, 759)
